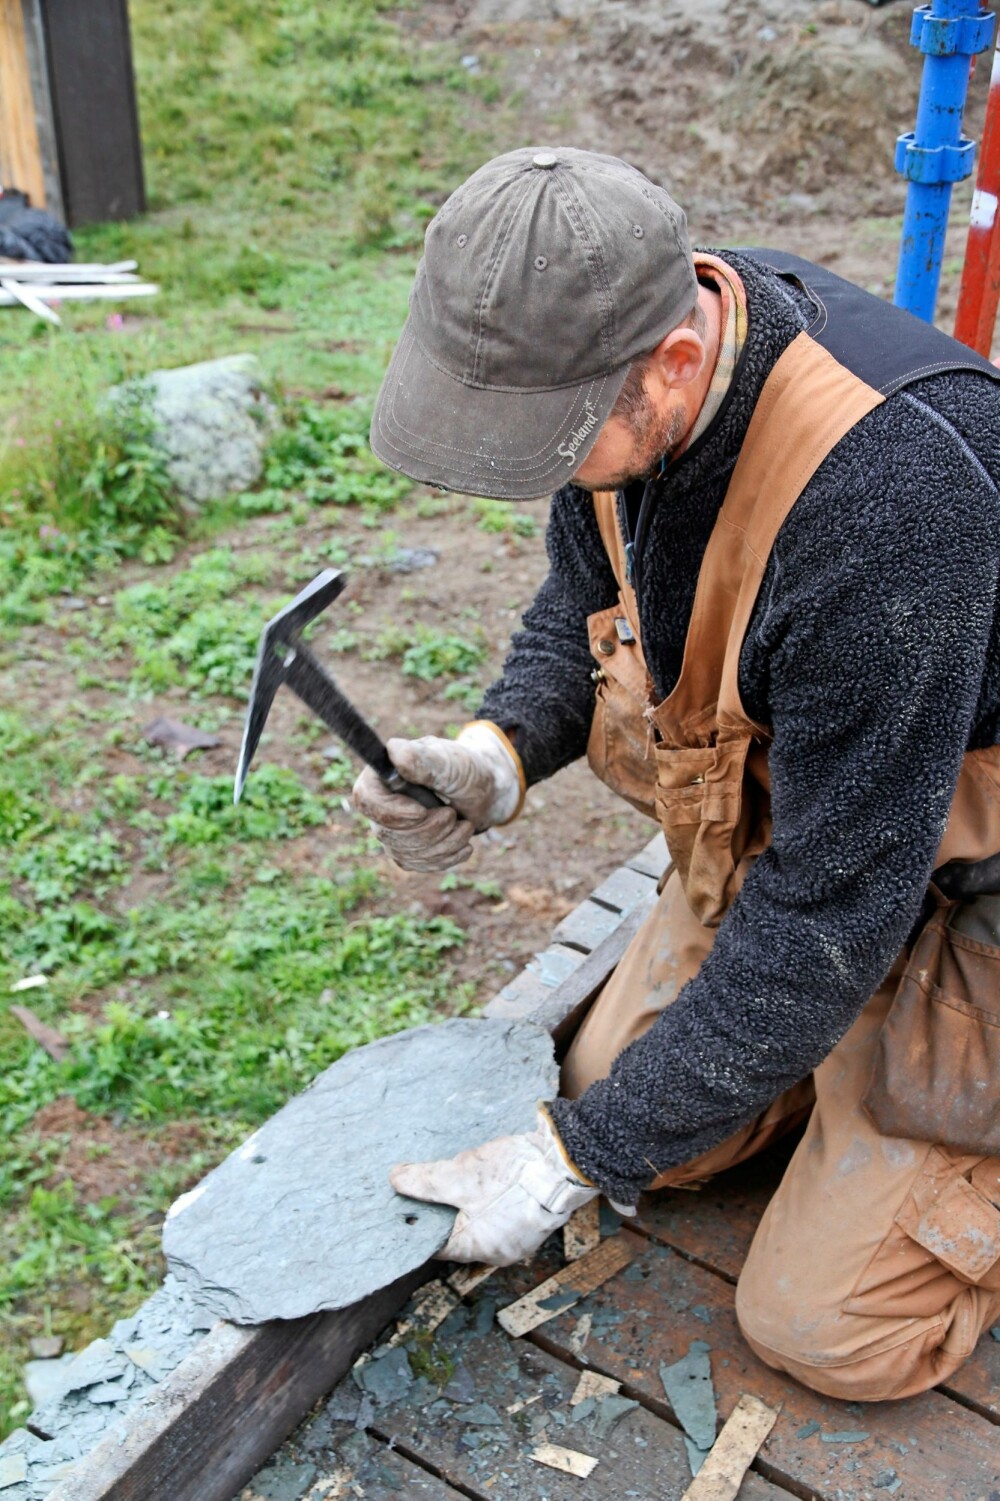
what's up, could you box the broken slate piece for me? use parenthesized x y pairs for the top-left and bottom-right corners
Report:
(459, 1403), (503, 1427)
(164, 1018), (557, 1322)
(659, 1340), (717, 1454)
(0, 1453), (27, 1489)
(796, 1420), (821, 1439)
(143, 717), (222, 759)
(821, 1430), (871, 1444)
(354, 1347), (413, 1407)
(588, 1394), (639, 1442)
(684, 1435), (709, 1478)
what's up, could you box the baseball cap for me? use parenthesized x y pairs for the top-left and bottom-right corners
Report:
(370, 147), (697, 500)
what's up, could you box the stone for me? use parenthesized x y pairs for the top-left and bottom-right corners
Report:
(387, 547), (439, 574)
(23, 1354), (76, 1407)
(28, 1337), (63, 1361)
(0, 1454), (27, 1489)
(163, 1018), (558, 1323)
(354, 1348), (412, 1407)
(108, 354), (277, 506)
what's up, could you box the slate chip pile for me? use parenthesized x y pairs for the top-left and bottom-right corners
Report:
(0, 1279), (215, 1500)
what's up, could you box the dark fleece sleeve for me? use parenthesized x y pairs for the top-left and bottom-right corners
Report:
(477, 484), (620, 785)
(549, 389), (1000, 1204)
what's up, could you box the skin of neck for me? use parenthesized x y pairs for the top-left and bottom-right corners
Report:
(572, 281), (723, 493)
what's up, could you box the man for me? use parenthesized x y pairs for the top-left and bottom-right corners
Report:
(352, 147), (1000, 1401)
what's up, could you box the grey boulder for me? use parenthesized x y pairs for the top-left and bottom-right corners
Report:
(109, 353), (276, 505)
(163, 1018), (558, 1323)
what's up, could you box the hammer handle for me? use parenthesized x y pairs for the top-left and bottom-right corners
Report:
(280, 643), (445, 810)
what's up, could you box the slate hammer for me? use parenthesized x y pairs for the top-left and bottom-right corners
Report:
(234, 569), (443, 809)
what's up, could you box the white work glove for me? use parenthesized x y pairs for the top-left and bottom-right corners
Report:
(351, 721), (524, 872)
(389, 1110), (598, 1265)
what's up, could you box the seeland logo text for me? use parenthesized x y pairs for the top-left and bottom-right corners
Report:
(557, 403), (600, 466)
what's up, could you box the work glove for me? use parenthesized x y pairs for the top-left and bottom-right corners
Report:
(351, 720), (525, 872)
(389, 1109), (599, 1265)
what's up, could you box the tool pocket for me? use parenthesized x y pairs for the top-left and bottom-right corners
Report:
(585, 604), (658, 820)
(846, 1148), (1000, 1317)
(652, 731), (766, 927)
(863, 895), (1000, 1155)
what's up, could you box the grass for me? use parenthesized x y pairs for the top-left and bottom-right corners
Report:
(0, 0), (524, 1438)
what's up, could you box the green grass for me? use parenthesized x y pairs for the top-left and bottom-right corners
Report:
(0, 0), (522, 1436)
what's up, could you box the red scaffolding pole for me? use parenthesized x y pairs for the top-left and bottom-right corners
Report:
(955, 32), (1000, 354)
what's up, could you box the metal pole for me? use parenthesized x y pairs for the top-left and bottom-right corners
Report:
(954, 38), (1000, 351)
(894, 1), (996, 323)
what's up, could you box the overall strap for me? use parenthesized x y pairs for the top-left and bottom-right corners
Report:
(651, 332), (884, 744)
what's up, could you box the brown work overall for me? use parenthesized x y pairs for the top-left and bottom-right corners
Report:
(562, 331), (1000, 1401)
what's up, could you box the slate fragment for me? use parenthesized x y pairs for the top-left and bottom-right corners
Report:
(354, 1349), (413, 1408)
(142, 717), (222, 759)
(660, 1339), (717, 1475)
(164, 1019), (558, 1323)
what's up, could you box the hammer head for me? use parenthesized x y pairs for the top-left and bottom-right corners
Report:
(234, 569), (347, 803)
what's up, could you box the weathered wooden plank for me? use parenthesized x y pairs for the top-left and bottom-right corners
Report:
(636, 1148), (788, 1282)
(552, 897), (627, 952)
(527, 1229), (1000, 1501)
(45, 1265), (429, 1501)
(244, 1436), (466, 1500)
(39, 0), (145, 225)
(625, 831), (670, 880)
(370, 1313), (796, 1501)
(517, 889), (658, 1043)
(590, 864), (658, 914)
(0, 0), (45, 207)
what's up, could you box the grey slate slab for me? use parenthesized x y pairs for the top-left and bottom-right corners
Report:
(163, 1018), (558, 1324)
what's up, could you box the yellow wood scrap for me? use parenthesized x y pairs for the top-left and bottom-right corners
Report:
(531, 1442), (599, 1478)
(563, 1198), (601, 1261)
(567, 1311), (592, 1356)
(680, 1394), (780, 1501)
(386, 1280), (460, 1346)
(447, 1262), (496, 1297)
(497, 1236), (633, 1338)
(570, 1368), (620, 1406)
(507, 1392), (543, 1415)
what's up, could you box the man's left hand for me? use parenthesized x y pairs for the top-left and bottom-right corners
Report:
(389, 1111), (597, 1264)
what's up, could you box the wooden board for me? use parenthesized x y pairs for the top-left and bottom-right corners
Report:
(45, 1265), (430, 1501)
(0, 0), (46, 207)
(367, 1317), (796, 1501)
(524, 1228), (1000, 1501)
(39, 0), (145, 225)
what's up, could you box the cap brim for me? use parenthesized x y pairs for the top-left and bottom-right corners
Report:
(370, 321), (629, 500)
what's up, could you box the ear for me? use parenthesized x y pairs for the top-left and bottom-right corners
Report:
(647, 325), (706, 391)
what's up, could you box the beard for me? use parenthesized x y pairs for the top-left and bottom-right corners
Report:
(624, 387), (688, 482)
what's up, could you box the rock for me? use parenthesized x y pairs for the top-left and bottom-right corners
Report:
(23, 1354), (76, 1407)
(28, 1336), (63, 1360)
(108, 354), (277, 506)
(387, 546), (439, 574)
(163, 1018), (558, 1323)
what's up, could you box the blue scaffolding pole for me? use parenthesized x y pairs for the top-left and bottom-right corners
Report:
(894, 0), (996, 322)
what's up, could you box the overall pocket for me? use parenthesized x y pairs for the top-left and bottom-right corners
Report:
(863, 895), (1000, 1155)
(586, 672), (659, 820)
(653, 733), (758, 927)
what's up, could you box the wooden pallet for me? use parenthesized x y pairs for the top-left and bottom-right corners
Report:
(243, 1148), (1000, 1501)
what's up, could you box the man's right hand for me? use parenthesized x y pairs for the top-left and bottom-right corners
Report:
(351, 721), (524, 872)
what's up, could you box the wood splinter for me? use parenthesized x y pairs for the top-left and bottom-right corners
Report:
(497, 1236), (633, 1338)
(531, 1442), (599, 1478)
(680, 1393), (780, 1501)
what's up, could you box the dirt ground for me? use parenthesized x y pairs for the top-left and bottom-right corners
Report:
(409, 0), (995, 334)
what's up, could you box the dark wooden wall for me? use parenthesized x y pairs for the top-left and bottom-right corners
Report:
(39, 0), (145, 226)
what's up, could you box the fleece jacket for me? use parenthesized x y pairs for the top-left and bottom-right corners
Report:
(477, 249), (1000, 1206)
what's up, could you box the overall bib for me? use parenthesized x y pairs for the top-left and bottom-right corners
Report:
(562, 253), (1000, 1400)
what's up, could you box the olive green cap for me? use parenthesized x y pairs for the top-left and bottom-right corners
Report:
(371, 147), (697, 500)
